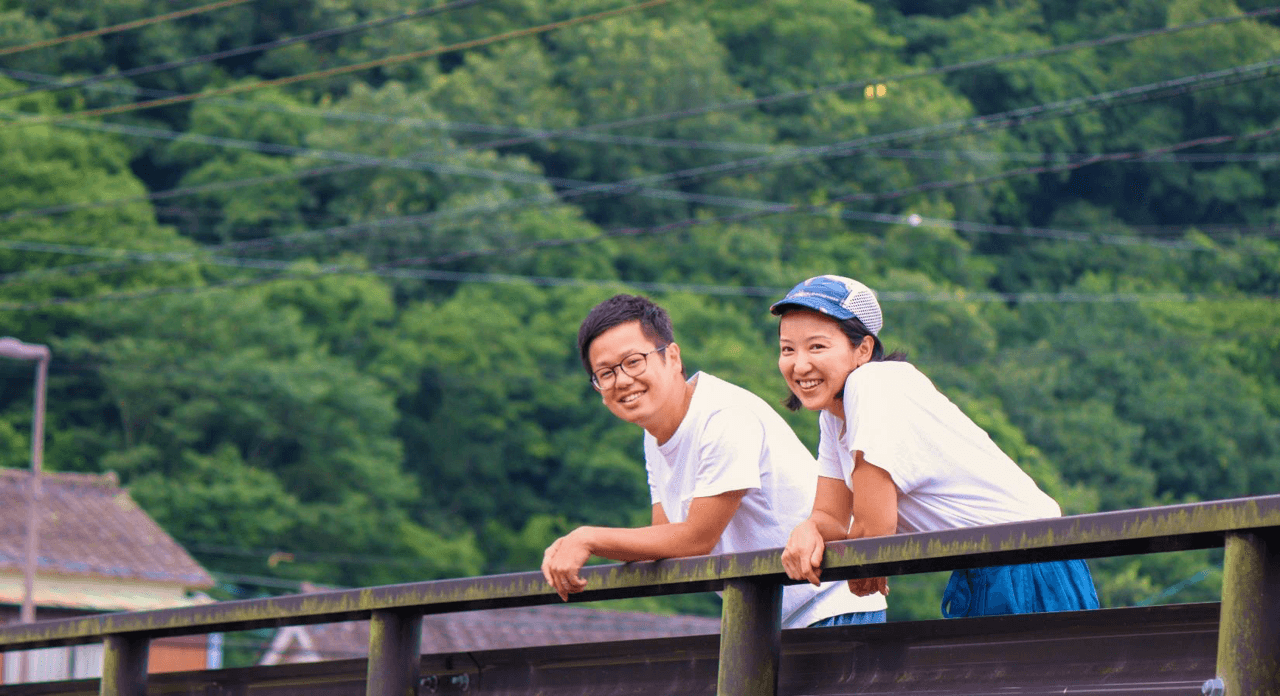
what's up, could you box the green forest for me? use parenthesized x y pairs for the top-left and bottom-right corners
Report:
(1, 0), (1278, 626)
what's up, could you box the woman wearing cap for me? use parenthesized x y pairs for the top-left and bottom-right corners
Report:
(774, 275), (1098, 617)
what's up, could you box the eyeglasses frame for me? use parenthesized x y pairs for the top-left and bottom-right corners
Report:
(590, 344), (670, 390)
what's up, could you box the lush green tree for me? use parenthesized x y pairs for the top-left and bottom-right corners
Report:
(2, 0), (1278, 620)
(52, 282), (482, 586)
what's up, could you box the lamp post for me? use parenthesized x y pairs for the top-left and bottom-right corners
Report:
(0, 337), (50, 682)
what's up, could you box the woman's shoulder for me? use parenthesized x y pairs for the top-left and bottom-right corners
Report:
(846, 360), (925, 391)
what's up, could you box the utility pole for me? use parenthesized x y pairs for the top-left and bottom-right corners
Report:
(0, 337), (51, 683)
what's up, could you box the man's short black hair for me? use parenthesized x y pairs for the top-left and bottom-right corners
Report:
(577, 294), (675, 375)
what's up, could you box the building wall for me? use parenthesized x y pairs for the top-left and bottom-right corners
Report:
(150, 635), (209, 673)
(0, 571), (198, 612)
(1, 609), (210, 684)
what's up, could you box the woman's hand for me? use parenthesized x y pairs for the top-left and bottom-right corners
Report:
(781, 518), (827, 586)
(848, 576), (889, 596)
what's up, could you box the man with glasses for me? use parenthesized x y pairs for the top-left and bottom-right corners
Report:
(541, 294), (885, 628)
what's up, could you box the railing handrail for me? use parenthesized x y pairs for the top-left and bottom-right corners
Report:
(2, 492), (1278, 652)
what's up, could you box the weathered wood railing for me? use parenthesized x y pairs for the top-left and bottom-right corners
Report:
(1, 494), (1278, 696)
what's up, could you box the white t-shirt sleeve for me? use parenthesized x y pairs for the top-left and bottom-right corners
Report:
(842, 367), (926, 494)
(643, 440), (661, 505)
(690, 408), (765, 498)
(816, 413), (846, 482)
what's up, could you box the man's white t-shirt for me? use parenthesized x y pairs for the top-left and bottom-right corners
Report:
(645, 372), (886, 628)
(818, 362), (1060, 533)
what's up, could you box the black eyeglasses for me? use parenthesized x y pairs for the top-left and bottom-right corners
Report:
(591, 345), (669, 389)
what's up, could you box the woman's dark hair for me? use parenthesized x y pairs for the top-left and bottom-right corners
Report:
(577, 294), (676, 375)
(777, 307), (907, 412)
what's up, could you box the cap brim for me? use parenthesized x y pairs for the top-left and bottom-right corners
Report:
(769, 296), (855, 319)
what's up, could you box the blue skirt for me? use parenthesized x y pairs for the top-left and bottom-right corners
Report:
(941, 559), (1100, 618)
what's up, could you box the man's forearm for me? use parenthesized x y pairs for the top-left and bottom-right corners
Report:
(572, 523), (718, 562)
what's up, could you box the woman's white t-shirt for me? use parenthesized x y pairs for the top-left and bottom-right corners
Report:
(817, 362), (1060, 533)
(645, 372), (886, 627)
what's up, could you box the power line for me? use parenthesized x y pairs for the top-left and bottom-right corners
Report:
(2, 12), (1274, 228)
(5, 5), (1268, 131)
(211, 571), (347, 591)
(0, 0), (256, 58)
(7, 118), (1277, 290)
(3, 5), (1272, 138)
(553, 58), (1280, 205)
(0, 257), (1272, 313)
(7, 113), (1280, 311)
(2, 57), (1276, 299)
(4, 53), (1273, 261)
(0, 0), (674, 127)
(0, 0), (492, 100)
(1133, 567), (1214, 607)
(186, 542), (447, 568)
(0, 65), (784, 156)
(313, 118), (1280, 267)
(1, 125), (1274, 234)
(3, 118), (1277, 292)
(15, 59), (1274, 166)
(6, 59), (1279, 167)
(469, 5), (1280, 151)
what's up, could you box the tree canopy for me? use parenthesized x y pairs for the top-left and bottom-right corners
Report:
(1, 0), (1277, 628)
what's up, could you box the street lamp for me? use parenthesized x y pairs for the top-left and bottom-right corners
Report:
(0, 337), (50, 634)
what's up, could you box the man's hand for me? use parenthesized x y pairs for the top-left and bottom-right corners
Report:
(781, 518), (827, 586)
(541, 529), (594, 601)
(848, 576), (889, 597)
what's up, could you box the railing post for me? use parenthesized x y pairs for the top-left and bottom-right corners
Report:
(366, 610), (423, 696)
(717, 578), (781, 696)
(1216, 531), (1280, 696)
(100, 635), (148, 696)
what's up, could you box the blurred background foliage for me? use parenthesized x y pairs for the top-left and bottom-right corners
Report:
(2, 0), (1278, 625)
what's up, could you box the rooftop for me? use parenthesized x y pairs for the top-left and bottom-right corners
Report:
(0, 469), (214, 592)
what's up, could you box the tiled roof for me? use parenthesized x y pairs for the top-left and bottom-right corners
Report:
(0, 469), (214, 588)
(262, 605), (721, 663)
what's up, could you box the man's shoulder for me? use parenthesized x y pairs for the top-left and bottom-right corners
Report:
(696, 372), (769, 406)
(693, 373), (779, 423)
(694, 373), (812, 455)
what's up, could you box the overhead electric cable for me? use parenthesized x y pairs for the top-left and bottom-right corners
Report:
(470, 5), (1280, 150)
(0, 65), (783, 155)
(0, 0), (255, 58)
(7, 115), (1278, 292)
(3, 54), (1273, 244)
(1133, 568), (1215, 607)
(4, 113), (1277, 291)
(0, 260), (1272, 313)
(1, 6), (1271, 133)
(0, 0), (492, 100)
(0, 0), (673, 127)
(3, 120), (1277, 298)
(2, 5), (1272, 170)
(2, 11), (1274, 226)
(543, 58), (1280, 205)
(186, 542), (448, 568)
(210, 571), (346, 591)
(137, 57), (1280, 219)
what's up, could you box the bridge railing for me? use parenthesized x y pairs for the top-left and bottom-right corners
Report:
(1, 494), (1278, 696)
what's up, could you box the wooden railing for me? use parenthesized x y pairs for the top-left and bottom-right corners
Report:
(1, 494), (1278, 696)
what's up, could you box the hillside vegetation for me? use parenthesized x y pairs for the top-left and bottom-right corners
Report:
(1, 0), (1277, 620)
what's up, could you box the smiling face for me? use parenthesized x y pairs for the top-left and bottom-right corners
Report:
(778, 310), (874, 417)
(588, 320), (687, 439)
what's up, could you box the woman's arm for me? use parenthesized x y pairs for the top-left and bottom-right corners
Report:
(781, 476), (852, 586)
(847, 450), (899, 596)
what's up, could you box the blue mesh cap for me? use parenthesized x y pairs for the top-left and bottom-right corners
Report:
(770, 275), (884, 335)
